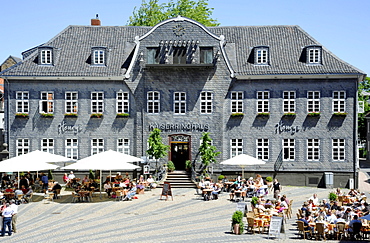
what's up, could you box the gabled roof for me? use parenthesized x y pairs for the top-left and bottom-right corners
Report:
(0, 19), (365, 79)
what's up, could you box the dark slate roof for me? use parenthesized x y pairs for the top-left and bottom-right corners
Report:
(210, 25), (364, 76)
(0, 23), (364, 77)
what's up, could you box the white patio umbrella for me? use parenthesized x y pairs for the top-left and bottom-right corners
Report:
(0, 150), (73, 186)
(62, 150), (141, 198)
(220, 154), (266, 179)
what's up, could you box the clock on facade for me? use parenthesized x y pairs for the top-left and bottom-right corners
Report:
(173, 24), (186, 37)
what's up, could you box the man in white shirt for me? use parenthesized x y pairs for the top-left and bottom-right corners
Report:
(324, 210), (337, 224)
(68, 171), (76, 180)
(1, 203), (14, 236)
(308, 194), (319, 205)
(9, 200), (18, 233)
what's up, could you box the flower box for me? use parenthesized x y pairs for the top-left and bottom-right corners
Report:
(283, 112), (296, 117)
(15, 113), (29, 118)
(64, 113), (78, 117)
(90, 113), (103, 118)
(40, 113), (54, 117)
(307, 112), (321, 117)
(257, 112), (270, 117)
(230, 112), (244, 117)
(116, 113), (129, 117)
(333, 112), (347, 116)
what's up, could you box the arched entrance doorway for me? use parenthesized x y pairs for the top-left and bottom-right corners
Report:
(169, 134), (191, 170)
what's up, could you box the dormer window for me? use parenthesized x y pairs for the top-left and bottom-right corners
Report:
(306, 46), (322, 64)
(254, 46), (269, 65)
(147, 47), (161, 64)
(200, 47), (213, 64)
(91, 47), (107, 65)
(39, 47), (53, 65)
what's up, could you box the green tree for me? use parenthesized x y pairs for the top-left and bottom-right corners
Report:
(198, 132), (220, 174)
(128, 0), (219, 26)
(147, 128), (170, 174)
(358, 77), (370, 142)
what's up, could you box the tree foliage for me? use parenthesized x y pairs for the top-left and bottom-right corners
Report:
(128, 0), (219, 26)
(198, 132), (220, 174)
(147, 128), (170, 160)
(358, 77), (370, 141)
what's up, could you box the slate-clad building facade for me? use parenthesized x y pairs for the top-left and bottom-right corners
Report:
(0, 16), (366, 187)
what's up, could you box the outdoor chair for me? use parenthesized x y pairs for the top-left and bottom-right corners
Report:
(315, 222), (326, 241)
(335, 222), (346, 240)
(71, 192), (80, 203)
(17, 194), (25, 204)
(55, 189), (61, 199)
(247, 217), (259, 234)
(349, 222), (362, 240)
(296, 221), (311, 239)
(115, 191), (123, 201)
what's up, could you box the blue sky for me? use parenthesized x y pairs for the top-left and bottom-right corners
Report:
(1, 0), (369, 76)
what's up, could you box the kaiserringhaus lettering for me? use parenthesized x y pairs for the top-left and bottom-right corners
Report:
(149, 123), (209, 132)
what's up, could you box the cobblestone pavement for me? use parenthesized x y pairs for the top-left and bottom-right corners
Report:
(3, 183), (370, 243)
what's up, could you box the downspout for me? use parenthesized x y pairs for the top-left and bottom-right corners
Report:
(4, 77), (10, 154)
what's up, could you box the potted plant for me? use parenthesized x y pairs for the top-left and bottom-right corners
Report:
(307, 112), (321, 117)
(251, 196), (258, 208)
(116, 113), (129, 117)
(167, 161), (175, 172)
(265, 176), (273, 188)
(283, 112), (296, 117)
(218, 175), (225, 183)
(333, 112), (347, 116)
(257, 112), (270, 117)
(15, 113), (29, 118)
(64, 113), (78, 117)
(231, 210), (244, 235)
(329, 192), (337, 202)
(185, 160), (192, 171)
(90, 113), (103, 118)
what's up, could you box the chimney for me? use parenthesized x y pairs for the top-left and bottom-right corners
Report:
(91, 14), (101, 26)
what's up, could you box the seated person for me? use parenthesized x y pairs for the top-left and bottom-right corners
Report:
(299, 215), (314, 237)
(146, 175), (155, 188)
(123, 182), (137, 201)
(115, 172), (123, 181)
(5, 185), (14, 193)
(331, 201), (340, 210)
(324, 210), (337, 224)
(14, 187), (24, 198)
(104, 181), (112, 197)
(21, 185), (28, 195)
(52, 182), (62, 199)
(24, 186), (33, 203)
(211, 183), (221, 200)
(348, 215), (362, 238)
(321, 199), (331, 209)
(82, 175), (89, 183)
(63, 173), (69, 184)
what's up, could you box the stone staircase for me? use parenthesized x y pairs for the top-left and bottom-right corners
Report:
(159, 170), (197, 188)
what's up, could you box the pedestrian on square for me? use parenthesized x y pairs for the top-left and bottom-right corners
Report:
(40, 173), (48, 193)
(9, 200), (18, 233)
(273, 178), (281, 199)
(1, 203), (14, 236)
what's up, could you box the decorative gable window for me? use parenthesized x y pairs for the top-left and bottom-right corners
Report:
(200, 47), (213, 64)
(306, 46), (322, 64)
(92, 47), (107, 65)
(39, 47), (53, 65)
(254, 46), (269, 65)
(147, 47), (161, 64)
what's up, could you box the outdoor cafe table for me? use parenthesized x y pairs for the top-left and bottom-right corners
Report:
(78, 191), (92, 202)
(4, 192), (15, 200)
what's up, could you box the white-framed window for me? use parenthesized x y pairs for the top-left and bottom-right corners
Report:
(147, 47), (160, 64)
(231, 91), (243, 113)
(16, 91), (29, 113)
(283, 139), (295, 161)
(40, 92), (54, 114)
(332, 91), (346, 113)
(91, 138), (104, 155)
(91, 92), (104, 113)
(256, 139), (269, 161)
(65, 138), (78, 160)
(255, 48), (268, 64)
(230, 139), (243, 158)
(283, 91), (295, 113)
(40, 49), (52, 64)
(93, 49), (105, 65)
(200, 47), (213, 64)
(65, 92), (78, 114)
(200, 91), (213, 114)
(307, 139), (320, 161)
(332, 138), (345, 161)
(257, 91), (269, 113)
(307, 47), (321, 64)
(17, 138), (29, 156)
(174, 92), (186, 114)
(117, 138), (130, 155)
(147, 91), (160, 114)
(116, 91), (129, 113)
(41, 138), (54, 154)
(307, 91), (320, 112)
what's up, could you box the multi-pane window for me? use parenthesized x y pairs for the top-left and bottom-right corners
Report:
(17, 138), (29, 156)
(230, 139), (243, 158)
(40, 49), (52, 64)
(117, 138), (130, 155)
(256, 48), (268, 64)
(256, 139), (269, 160)
(174, 92), (186, 114)
(257, 91), (269, 113)
(147, 47), (160, 64)
(147, 91), (160, 114)
(65, 92), (78, 114)
(283, 139), (295, 161)
(65, 138), (78, 160)
(200, 91), (213, 114)
(41, 138), (54, 154)
(332, 91), (346, 113)
(231, 91), (243, 113)
(332, 139), (345, 161)
(16, 91), (29, 113)
(40, 92), (54, 114)
(200, 47), (213, 64)
(91, 138), (104, 155)
(91, 92), (104, 113)
(307, 91), (320, 112)
(307, 139), (320, 161)
(283, 91), (295, 113)
(116, 92), (129, 113)
(173, 47), (187, 64)
(308, 47), (321, 64)
(93, 50), (105, 64)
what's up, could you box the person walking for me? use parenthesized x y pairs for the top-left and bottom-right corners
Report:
(273, 178), (282, 199)
(1, 203), (14, 236)
(9, 200), (18, 233)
